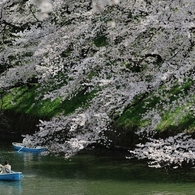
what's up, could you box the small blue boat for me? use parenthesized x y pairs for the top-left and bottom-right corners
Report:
(0, 172), (23, 181)
(12, 142), (48, 153)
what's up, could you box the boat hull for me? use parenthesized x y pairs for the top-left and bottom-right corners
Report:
(0, 172), (23, 181)
(12, 142), (47, 153)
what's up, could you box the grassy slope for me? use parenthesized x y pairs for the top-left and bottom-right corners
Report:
(2, 78), (195, 135)
(2, 85), (95, 118)
(116, 79), (195, 134)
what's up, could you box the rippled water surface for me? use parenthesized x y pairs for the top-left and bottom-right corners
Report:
(1, 142), (195, 195)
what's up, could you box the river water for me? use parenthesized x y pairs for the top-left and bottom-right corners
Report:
(1, 142), (195, 195)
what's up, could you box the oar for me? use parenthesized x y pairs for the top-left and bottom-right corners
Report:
(17, 146), (24, 153)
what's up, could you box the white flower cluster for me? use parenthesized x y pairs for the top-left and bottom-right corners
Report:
(0, 0), (7, 4)
(128, 133), (195, 169)
(92, 0), (120, 13)
(31, 0), (53, 20)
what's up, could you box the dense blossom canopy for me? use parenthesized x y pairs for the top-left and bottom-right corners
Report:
(1, 0), (195, 167)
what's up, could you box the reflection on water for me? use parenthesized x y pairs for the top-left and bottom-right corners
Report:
(1, 142), (195, 195)
(0, 181), (22, 195)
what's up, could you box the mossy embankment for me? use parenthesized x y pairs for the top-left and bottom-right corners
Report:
(1, 78), (195, 145)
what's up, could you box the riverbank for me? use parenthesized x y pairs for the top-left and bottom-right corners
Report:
(0, 109), (194, 149)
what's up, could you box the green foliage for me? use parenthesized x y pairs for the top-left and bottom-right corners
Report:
(117, 100), (147, 130)
(156, 108), (195, 132)
(93, 35), (108, 47)
(2, 85), (95, 118)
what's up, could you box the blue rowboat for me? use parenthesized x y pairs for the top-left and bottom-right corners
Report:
(12, 142), (48, 153)
(0, 172), (23, 181)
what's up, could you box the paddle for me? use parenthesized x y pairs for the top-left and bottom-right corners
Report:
(17, 146), (24, 153)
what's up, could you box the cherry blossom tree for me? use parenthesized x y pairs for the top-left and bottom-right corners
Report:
(128, 133), (195, 169)
(1, 0), (195, 164)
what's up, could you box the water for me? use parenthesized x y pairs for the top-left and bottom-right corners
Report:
(1, 143), (195, 195)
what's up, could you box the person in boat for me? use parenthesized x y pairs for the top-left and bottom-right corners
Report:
(22, 134), (33, 147)
(2, 161), (11, 173)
